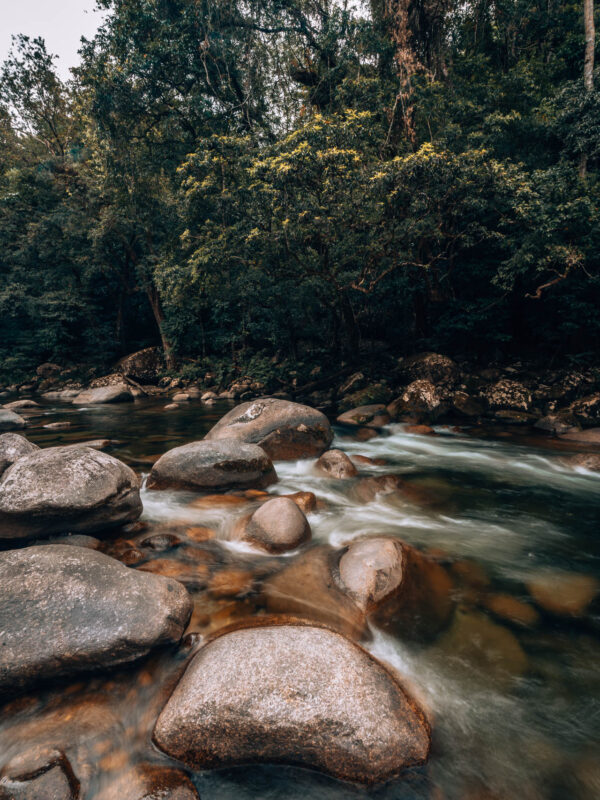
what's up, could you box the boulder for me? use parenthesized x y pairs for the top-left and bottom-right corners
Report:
(0, 545), (192, 690)
(42, 389), (81, 400)
(0, 410), (26, 432)
(153, 623), (430, 785)
(262, 545), (367, 639)
(483, 379), (532, 412)
(338, 383), (393, 413)
(0, 433), (39, 477)
(234, 496), (311, 553)
(94, 765), (199, 800)
(399, 352), (459, 386)
(0, 747), (78, 800)
(336, 404), (390, 427)
(72, 385), (133, 405)
(0, 447), (142, 540)
(336, 537), (455, 640)
(570, 393), (600, 428)
(527, 570), (599, 616)
(117, 347), (164, 384)
(172, 393), (190, 402)
(534, 415), (575, 435)
(315, 449), (357, 479)
(204, 398), (333, 460)
(398, 380), (443, 420)
(147, 440), (277, 492)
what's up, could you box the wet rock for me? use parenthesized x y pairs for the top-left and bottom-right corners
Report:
(434, 607), (528, 686)
(262, 545), (367, 639)
(483, 594), (540, 628)
(527, 570), (599, 617)
(404, 424), (435, 435)
(204, 398), (333, 460)
(351, 474), (408, 504)
(450, 559), (491, 591)
(139, 532), (182, 551)
(452, 391), (484, 418)
(315, 449), (357, 479)
(147, 440), (277, 492)
(43, 421), (72, 430)
(94, 765), (199, 800)
(117, 347), (164, 384)
(164, 403), (179, 410)
(3, 399), (39, 411)
(493, 409), (534, 425)
(0, 746), (79, 800)
(234, 497), (311, 553)
(72, 385), (133, 405)
(0, 447), (142, 540)
(337, 404), (391, 427)
(282, 491), (318, 513)
(0, 545), (192, 690)
(563, 453), (600, 472)
(338, 384), (393, 413)
(0, 410), (26, 432)
(153, 623), (430, 785)
(351, 454), (387, 466)
(208, 568), (255, 599)
(42, 389), (81, 400)
(483, 380), (531, 412)
(0, 433), (39, 476)
(559, 428), (600, 444)
(336, 538), (455, 640)
(399, 352), (459, 386)
(172, 392), (190, 402)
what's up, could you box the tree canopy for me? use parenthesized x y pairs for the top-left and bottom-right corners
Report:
(1, 1), (598, 383)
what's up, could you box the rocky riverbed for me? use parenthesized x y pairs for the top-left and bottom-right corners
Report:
(0, 391), (599, 800)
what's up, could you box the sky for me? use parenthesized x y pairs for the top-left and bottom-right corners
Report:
(1, 0), (106, 80)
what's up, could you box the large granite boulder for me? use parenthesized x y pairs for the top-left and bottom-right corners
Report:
(335, 537), (455, 640)
(483, 379), (532, 412)
(0, 410), (26, 432)
(0, 447), (142, 540)
(0, 545), (192, 690)
(147, 440), (276, 492)
(204, 398), (333, 460)
(117, 347), (164, 385)
(233, 496), (311, 553)
(0, 433), (39, 477)
(72, 385), (133, 405)
(153, 623), (430, 785)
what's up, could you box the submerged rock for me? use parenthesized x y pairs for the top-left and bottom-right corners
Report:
(336, 537), (455, 640)
(94, 765), (199, 800)
(559, 427), (600, 444)
(527, 570), (599, 617)
(0, 746), (79, 800)
(315, 449), (357, 479)
(234, 496), (311, 553)
(0, 545), (192, 690)
(204, 398), (333, 460)
(0, 433), (39, 476)
(0, 446), (141, 540)
(262, 545), (367, 639)
(153, 623), (430, 785)
(0, 410), (26, 432)
(72, 384), (133, 405)
(563, 453), (600, 473)
(147, 440), (277, 492)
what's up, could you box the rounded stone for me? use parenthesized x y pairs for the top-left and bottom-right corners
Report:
(0, 446), (142, 540)
(0, 545), (192, 690)
(153, 623), (431, 785)
(315, 449), (358, 479)
(147, 440), (277, 492)
(0, 410), (26, 432)
(235, 496), (311, 553)
(72, 385), (133, 405)
(204, 398), (333, 460)
(0, 433), (39, 477)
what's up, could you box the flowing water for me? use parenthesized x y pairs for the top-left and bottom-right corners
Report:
(1, 398), (599, 800)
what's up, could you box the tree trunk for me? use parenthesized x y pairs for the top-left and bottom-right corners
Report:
(581, 0), (595, 178)
(145, 285), (175, 370)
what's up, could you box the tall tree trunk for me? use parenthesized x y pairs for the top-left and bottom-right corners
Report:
(145, 285), (175, 370)
(581, 0), (595, 178)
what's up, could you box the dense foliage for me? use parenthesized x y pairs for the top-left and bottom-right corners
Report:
(1, 1), (598, 383)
